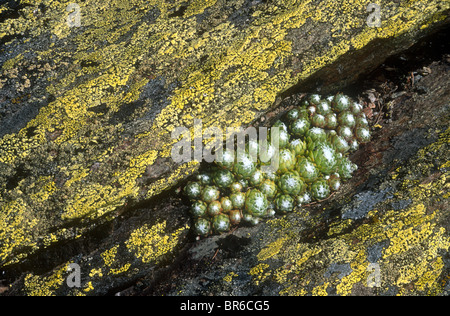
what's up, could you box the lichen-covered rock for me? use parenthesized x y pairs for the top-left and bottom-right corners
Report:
(0, 0), (449, 296)
(149, 57), (450, 297)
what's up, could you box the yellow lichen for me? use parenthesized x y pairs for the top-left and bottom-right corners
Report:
(327, 219), (353, 236)
(100, 245), (131, 275)
(273, 244), (322, 285)
(311, 282), (330, 296)
(109, 263), (131, 275)
(0, 199), (38, 265)
(23, 263), (68, 296)
(256, 237), (288, 262)
(83, 281), (94, 293)
(1, 53), (24, 71)
(125, 222), (187, 264)
(30, 177), (57, 203)
(101, 245), (119, 267)
(184, 0), (218, 18)
(223, 271), (238, 283)
(89, 268), (103, 278)
(335, 250), (367, 296)
(249, 263), (270, 286)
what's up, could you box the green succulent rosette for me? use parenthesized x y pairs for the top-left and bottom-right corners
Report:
(220, 197), (233, 213)
(310, 179), (331, 201)
(233, 152), (257, 179)
(278, 172), (304, 196)
(190, 200), (207, 218)
(285, 108), (301, 122)
(230, 192), (246, 209)
(337, 156), (358, 180)
(338, 110), (356, 128)
(295, 157), (320, 183)
(311, 113), (326, 128)
(212, 214), (230, 233)
(328, 173), (341, 191)
(306, 127), (327, 143)
(259, 179), (277, 199)
(216, 149), (235, 170)
(213, 169), (234, 189)
(332, 93), (351, 112)
(228, 210), (242, 225)
(207, 200), (222, 217)
(249, 169), (264, 187)
(201, 185), (220, 203)
(278, 148), (296, 174)
(184, 181), (202, 200)
(316, 100), (332, 115)
(329, 134), (350, 154)
(310, 143), (338, 175)
(290, 117), (310, 137)
(244, 189), (269, 218)
(229, 181), (243, 193)
(325, 113), (338, 129)
(289, 138), (307, 156)
(194, 218), (211, 236)
(275, 194), (295, 213)
(355, 126), (371, 143)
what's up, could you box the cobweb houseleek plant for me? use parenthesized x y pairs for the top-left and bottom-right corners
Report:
(184, 93), (370, 236)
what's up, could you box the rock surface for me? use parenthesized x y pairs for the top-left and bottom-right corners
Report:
(0, 0), (449, 295)
(143, 49), (450, 296)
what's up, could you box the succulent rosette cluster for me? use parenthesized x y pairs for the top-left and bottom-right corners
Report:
(184, 94), (370, 236)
